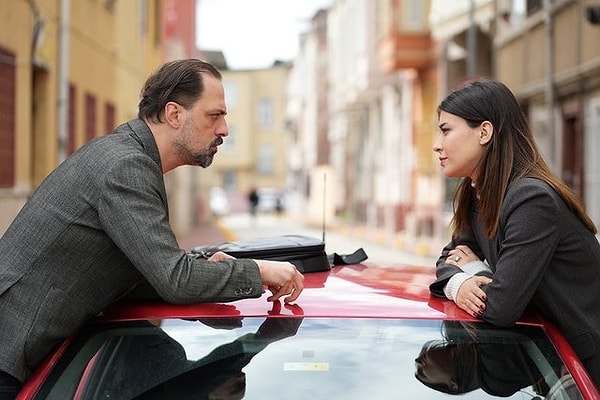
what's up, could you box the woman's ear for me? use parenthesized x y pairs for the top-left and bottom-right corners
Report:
(479, 121), (494, 145)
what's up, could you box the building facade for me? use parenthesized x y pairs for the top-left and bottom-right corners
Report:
(206, 63), (292, 212)
(0, 0), (164, 235)
(495, 0), (600, 229)
(285, 8), (332, 223)
(432, 0), (600, 233)
(287, 0), (441, 254)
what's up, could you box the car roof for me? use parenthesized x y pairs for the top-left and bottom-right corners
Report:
(21, 264), (600, 400)
(97, 264), (537, 323)
(93, 263), (599, 399)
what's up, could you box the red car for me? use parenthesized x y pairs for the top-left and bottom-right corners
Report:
(17, 264), (600, 399)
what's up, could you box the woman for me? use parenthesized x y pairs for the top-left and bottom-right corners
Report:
(429, 78), (600, 388)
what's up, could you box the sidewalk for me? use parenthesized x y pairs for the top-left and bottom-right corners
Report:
(176, 213), (443, 268)
(176, 219), (236, 251)
(177, 214), (445, 261)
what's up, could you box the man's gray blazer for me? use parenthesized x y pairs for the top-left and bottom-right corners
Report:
(0, 119), (263, 382)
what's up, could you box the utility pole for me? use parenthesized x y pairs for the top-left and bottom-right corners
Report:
(467, 0), (477, 77)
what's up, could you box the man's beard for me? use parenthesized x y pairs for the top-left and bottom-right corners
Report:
(195, 149), (216, 168)
(176, 118), (223, 168)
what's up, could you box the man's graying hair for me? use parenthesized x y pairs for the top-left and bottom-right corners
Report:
(138, 59), (222, 124)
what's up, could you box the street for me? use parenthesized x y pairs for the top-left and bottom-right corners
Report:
(216, 213), (438, 268)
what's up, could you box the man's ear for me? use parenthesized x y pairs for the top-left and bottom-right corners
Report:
(164, 102), (182, 128)
(479, 121), (494, 145)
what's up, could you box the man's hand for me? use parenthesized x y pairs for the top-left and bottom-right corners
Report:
(206, 251), (235, 262)
(255, 260), (304, 303)
(456, 276), (492, 317)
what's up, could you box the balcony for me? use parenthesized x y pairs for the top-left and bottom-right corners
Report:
(379, 31), (433, 72)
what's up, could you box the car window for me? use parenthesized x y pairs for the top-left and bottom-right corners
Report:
(35, 318), (583, 399)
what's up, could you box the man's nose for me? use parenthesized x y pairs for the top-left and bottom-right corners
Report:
(217, 120), (229, 137)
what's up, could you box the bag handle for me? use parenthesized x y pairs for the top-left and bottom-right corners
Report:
(327, 248), (368, 266)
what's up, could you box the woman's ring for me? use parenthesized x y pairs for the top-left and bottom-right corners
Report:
(454, 255), (462, 262)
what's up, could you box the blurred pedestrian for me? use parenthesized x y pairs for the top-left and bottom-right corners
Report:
(0, 59), (304, 398)
(275, 193), (285, 215)
(429, 78), (600, 388)
(248, 187), (259, 217)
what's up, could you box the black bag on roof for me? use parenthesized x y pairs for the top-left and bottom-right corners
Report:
(191, 234), (367, 274)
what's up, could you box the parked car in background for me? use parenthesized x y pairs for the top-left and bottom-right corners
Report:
(18, 263), (599, 399)
(208, 186), (230, 217)
(255, 187), (286, 213)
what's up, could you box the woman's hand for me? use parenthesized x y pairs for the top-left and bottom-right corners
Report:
(446, 245), (492, 317)
(446, 245), (480, 269)
(456, 276), (492, 317)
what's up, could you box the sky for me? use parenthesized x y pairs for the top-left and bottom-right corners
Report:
(196, 0), (333, 70)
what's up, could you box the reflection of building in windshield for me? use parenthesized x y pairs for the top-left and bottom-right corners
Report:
(415, 321), (582, 399)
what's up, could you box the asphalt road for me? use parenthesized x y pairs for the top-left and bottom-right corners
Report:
(217, 213), (438, 268)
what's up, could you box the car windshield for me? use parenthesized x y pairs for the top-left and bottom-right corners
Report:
(36, 317), (583, 399)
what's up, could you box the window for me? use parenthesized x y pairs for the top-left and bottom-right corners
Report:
(104, 102), (116, 134)
(85, 93), (97, 142)
(526, 0), (543, 16)
(35, 318), (582, 399)
(224, 81), (237, 109)
(68, 84), (77, 155)
(404, 0), (426, 30)
(257, 145), (274, 175)
(222, 125), (235, 153)
(222, 170), (237, 192)
(104, 0), (116, 12)
(0, 47), (15, 188)
(258, 98), (273, 128)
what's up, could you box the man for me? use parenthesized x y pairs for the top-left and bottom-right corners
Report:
(0, 59), (304, 397)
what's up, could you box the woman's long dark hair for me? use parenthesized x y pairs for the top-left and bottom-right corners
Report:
(415, 340), (479, 394)
(438, 78), (596, 237)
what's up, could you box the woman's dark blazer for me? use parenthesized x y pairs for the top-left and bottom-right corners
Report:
(430, 177), (600, 387)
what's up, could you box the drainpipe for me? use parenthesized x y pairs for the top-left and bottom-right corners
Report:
(25, 0), (44, 55)
(544, 0), (556, 164)
(57, 0), (70, 163)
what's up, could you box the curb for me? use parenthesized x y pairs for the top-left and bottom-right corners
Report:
(215, 218), (238, 242)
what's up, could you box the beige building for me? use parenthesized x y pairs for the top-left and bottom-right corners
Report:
(207, 63), (292, 211)
(0, 0), (163, 235)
